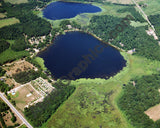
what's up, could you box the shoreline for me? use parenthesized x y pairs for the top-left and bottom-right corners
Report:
(36, 29), (125, 57)
(35, 29), (127, 81)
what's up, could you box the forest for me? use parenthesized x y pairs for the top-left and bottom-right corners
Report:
(24, 82), (75, 127)
(0, 100), (9, 128)
(118, 74), (160, 128)
(148, 14), (160, 38)
(87, 14), (160, 61)
(0, 40), (10, 53)
(0, 80), (13, 93)
(13, 69), (41, 84)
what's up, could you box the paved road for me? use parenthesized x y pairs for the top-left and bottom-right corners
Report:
(0, 92), (33, 128)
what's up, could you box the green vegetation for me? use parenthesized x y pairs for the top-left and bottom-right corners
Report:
(0, 18), (19, 28)
(0, 49), (29, 65)
(13, 69), (41, 84)
(4, 0), (28, 4)
(34, 57), (47, 71)
(0, 40), (10, 53)
(11, 36), (28, 51)
(42, 53), (160, 128)
(117, 7), (146, 22)
(0, 66), (6, 76)
(118, 74), (160, 128)
(24, 82), (75, 127)
(0, 99), (9, 128)
(140, 0), (160, 15)
(0, 80), (13, 92)
(130, 21), (148, 27)
(19, 124), (27, 128)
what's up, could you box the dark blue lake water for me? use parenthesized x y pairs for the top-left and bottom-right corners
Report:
(39, 32), (126, 80)
(43, 1), (101, 20)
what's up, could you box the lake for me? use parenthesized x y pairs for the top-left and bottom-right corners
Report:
(38, 32), (126, 80)
(43, 1), (101, 20)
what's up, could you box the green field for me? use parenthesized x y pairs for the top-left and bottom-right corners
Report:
(4, 0), (28, 4)
(138, 0), (160, 15)
(0, 49), (29, 64)
(130, 21), (148, 27)
(0, 18), (20, 28)
(42, 53), (160, 128)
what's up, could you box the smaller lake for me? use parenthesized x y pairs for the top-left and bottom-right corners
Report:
(39, 32), (126, 80)
(43, 1), (101, 20)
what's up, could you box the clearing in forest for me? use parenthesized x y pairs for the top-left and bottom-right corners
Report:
(105, 0), (144, 4)
(4, 0), (28, 4)
(0, 18), (20, 28)
(145, 104), (160, 121)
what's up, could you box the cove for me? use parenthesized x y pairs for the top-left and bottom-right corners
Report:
(43, 1), (101, 20)
(38, 32), (126, 80)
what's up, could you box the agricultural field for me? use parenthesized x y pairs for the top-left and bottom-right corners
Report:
(0, 18), (20, 28)
(4, 0), (28, 4)
(42, 53), (160, 128)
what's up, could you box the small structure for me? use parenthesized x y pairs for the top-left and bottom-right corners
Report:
(119, 42), (124, 47)
(127, 48), (136, 54)
(146, 29), (158, 40)
(67, 25), (72, 29)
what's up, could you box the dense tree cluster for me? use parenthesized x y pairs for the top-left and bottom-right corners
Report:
(0, 40), (10, 53)
(112, 26), (160, 60)
(0, 80), (13, 92)
(0, 67), (6, 76)
(13, 69), (41, 84)
(118, 74), (160, 128)
(148, 14), (160, 38)
(0, 100), (9, 128)
(24, 82), (75, 127)
(87, 14), (160, 61)
(11, 37), (28, 51)
(87, 15), (123, 41)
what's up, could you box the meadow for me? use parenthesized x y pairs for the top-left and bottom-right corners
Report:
(4, 0), (28, 4)
(42, 53), (160, 128)
(138, 0), (160, 15)
(0, 18), (20, 28)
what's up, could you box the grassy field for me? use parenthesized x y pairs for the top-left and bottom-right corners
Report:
(0, 40), (29, 64)
(0, 18), (20, 28)
(0, 49), (29, 64)
(4, 0), (28, 4)
(138, 0), (160, 15)
(105, 0), (143, 4)
(42, 53), (160, 128)
(130, 21), (148, 27)
(0, 13), (6, 18)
